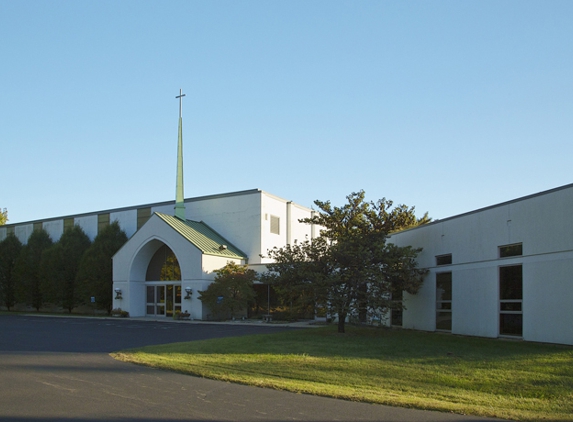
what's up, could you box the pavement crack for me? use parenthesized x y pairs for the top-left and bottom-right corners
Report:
(39, 381), (77, 393)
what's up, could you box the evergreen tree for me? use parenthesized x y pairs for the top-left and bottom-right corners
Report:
(39, 243), (63, 307)
(77, 221), (127, 314)
(40, 226), (91, 313)
(0, 233), (23, 310)
(14, 229), (53, 311)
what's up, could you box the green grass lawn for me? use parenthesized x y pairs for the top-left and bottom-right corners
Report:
(112, 326), (573, 421)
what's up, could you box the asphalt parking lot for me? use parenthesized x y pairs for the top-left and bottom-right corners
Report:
(0, 315), (507, 422)
(0, 314), (296, 353)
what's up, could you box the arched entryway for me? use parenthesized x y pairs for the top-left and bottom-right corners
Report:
(145, 244), (182, 317)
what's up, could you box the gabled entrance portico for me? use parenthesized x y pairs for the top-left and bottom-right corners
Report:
(113, 212), (247, 320)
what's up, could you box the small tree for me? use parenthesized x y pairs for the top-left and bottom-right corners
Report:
(77, 221), (127, 314)
(199, 262), (257, 320)
(263, 191), (429, 333)
(0, 208), (7, 225)
(14, 228), (53, 311)
(0, 233), (23, 310)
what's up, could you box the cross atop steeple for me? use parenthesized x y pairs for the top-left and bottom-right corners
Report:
(176, 89), (186, 118)
(174, 88), (186, 220)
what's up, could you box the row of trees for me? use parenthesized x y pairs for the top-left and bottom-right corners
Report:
(0, 222), (127, 314)
(200, 191), (430, 333)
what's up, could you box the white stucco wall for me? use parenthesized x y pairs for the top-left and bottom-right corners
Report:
(15, 224), (33, 244)
(43, 220), (64, 242)
(110, 209), (138, 238)
(391, 184), (573, 345)
(522, 253), (573, 344)
(259, 192), (315, 264)
(75, 215), (98, 241)
(289, 202), (316, 243)
(151, 191), (263, 265)
(260, 194), (289, 262)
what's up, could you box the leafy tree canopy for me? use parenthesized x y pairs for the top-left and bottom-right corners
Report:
(198, 262), (257, 320)
(0, 208), (7, 225)
(263, 190), (429, 333)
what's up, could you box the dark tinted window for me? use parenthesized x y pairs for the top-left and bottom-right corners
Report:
(499, 243), (522, 258)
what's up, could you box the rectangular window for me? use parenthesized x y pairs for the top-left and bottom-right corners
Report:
(137, 207), (151, 230)
(64, 218), (74, 232)
(436, 254), (452, 266)
(270, 215), (280, 235)
(499, 243), (523, 258)
(436, 272), (452, 331)
(6, 226), (14, 236)
(499, 265), (523, 336)
(33, 222), (43, 232)
(98, 213), (110, 233)
(391, 290), (403, 327)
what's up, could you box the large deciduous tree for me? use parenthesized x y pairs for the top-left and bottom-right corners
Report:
(77, 221), (127, 314)
(0, 233), (23, 310)
(14, 228), (53, 311)
(198, 262), (257, 320)
(263, 191), (429, 333)
(40, 226), (91, 313)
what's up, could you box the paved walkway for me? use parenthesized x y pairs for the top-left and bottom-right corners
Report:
(0, 315), (509, 422)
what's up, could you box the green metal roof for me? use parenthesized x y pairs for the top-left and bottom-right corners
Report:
(155, 212), (247, 260)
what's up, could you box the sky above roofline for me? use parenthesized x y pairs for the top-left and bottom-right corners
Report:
(2, 1), (572, 224)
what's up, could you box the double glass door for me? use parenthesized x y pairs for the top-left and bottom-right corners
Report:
(146, 284), (181, 317)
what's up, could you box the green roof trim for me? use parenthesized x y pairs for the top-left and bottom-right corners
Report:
(155, 212), (247, 260)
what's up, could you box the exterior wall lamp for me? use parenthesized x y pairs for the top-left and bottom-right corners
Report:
(114, 288), (122, 300)
(184, 287), (192, 300)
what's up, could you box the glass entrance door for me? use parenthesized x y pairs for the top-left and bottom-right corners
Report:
(146, 285), (181, 316)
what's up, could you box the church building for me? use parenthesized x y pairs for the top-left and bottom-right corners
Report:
(110, 188), (316, 319)
(0, 90), (317, 320)
(2, 90), (572, 345)
(110, 90), (318, 319)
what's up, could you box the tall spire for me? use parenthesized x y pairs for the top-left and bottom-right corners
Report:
(175, 89), (186, 220)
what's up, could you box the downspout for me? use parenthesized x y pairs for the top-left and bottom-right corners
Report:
(311, 210), (316, 239)
(286, 201), (292, 245)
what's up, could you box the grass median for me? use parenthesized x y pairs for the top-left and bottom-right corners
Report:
(112, 326), (573, 421)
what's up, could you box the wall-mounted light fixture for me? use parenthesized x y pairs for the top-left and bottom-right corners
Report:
(184, 287), (192, 300)
(114, 288), (122, 300)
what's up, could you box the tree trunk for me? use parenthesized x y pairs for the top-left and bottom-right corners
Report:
(337, 313), (346, 333)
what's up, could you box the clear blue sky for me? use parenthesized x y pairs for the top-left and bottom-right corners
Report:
(2, 0), (572, 224)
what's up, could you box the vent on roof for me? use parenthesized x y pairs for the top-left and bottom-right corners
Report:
(270, 215), (280, 235)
